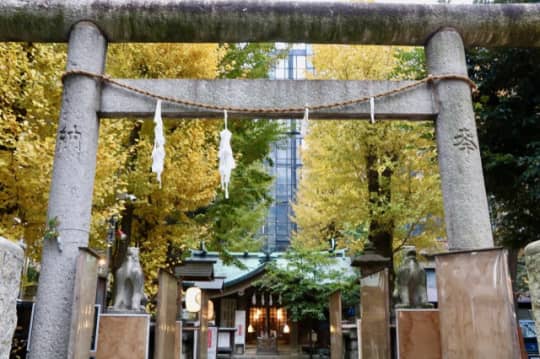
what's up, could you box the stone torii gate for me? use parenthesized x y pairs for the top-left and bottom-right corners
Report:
(1, 1), (540, 358)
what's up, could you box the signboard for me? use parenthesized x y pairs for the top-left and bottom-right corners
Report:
(426, 268), (438, 303)
(234, 310), (246, 345)
(68, 248), (99, 359)
(357, 319), (362, 359)
(208, 327), (218, 359)
(218, 332), (230, 348)
(521, 320), (538, 339)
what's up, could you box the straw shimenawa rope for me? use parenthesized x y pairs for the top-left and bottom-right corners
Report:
(62, 70), (477, 115)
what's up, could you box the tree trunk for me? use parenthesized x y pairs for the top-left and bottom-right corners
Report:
(111, 120), (142, 273)
(366, 146), (396, 297)
(309, 319), (314, 359)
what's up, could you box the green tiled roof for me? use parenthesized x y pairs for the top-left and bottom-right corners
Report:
(186, 249), (356, 288)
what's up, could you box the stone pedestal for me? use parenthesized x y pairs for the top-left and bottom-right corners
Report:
(95, 314), (150, 359)
(525, 240), (540, 346)
(360, 269), (390, 359)
(435, 248), (519, 359)
(396, 309), (441, 359)
(0, 237), (24, 359)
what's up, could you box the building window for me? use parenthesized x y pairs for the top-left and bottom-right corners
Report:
(262, 44), (313, 251)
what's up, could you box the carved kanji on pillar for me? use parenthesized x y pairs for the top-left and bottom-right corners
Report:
(453, 127), (478, 154)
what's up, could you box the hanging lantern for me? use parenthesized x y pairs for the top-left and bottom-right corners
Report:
(269, 294), (273, 306)
(283, 324), (290, 334)
(185, 287), (202, 313)
(248, 324), (255, 333)
(261, 293), (265, 306)
(252, 293), (256, 305)
(208, 300), (215, 321)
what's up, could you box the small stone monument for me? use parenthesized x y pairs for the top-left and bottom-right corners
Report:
(525, 241), (540, 346)
(394, 246), (433, 308)
(112, 247), (147, 312)
(0, 236), (24, 359)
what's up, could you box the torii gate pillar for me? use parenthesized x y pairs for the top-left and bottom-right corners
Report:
(426, 28), (494, 251)
(28, 22), (107, 359)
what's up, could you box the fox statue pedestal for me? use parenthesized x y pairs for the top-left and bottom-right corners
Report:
(95, 313), (150, 359)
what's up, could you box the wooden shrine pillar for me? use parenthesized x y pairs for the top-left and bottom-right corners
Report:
(198, 290), (210, 359)
(329, 291), (343, 359)
(155, 271), (178, 359)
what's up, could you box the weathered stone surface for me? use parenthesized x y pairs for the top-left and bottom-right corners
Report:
(0, 237), (24, 359)
(112, 247), (146, 312)
(28, 22), (107, 359)
(525, 241), (540, 346)
(394, 246), (432, 309)
(426, 29), (494, 250)
(100, 79), (436, 120)
(0, 1), (539, 47)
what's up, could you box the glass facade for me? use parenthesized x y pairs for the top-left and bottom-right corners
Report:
(261, 44), (313, 252)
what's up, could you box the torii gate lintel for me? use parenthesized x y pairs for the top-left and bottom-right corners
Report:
(1, 1), (540, 47)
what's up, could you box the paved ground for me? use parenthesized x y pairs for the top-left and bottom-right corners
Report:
(230, 345), (329, 359)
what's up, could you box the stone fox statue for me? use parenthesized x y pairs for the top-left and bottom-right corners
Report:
(113, 247), (147, 311)
(394, 246), (433, 308)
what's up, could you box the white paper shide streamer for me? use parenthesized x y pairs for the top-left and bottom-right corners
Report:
(152, 100), (166, 187)
(219, 110), (236, 199)
(301, 106), (310, 150)
(370, 97), (375, 124)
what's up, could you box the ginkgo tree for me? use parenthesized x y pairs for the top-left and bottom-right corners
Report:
(293, 45), (445, 274)
(0, 42), (282, 300)
(103, 43), (282, 297)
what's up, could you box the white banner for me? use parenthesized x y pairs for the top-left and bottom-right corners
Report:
(208, 326), (218, 359)
(234, 310), (246, 345)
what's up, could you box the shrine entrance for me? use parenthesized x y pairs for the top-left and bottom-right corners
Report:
(1, 1), (540, 358)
